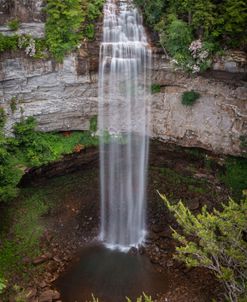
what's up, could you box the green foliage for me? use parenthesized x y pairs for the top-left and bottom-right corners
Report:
(135, 0), (168, 26)
(0, 277), (7, 294)
(240, 135), (247, 150)
(136, 0), (247, 72)
(161, 18), (192, 57)
(8, 19), (20, 31)
(161, 194), (247, 302)
(45, 0), (84, 62)
(0, 108), (6, 129)
(151, 84), (161, 94)
(0, 116), (99, 203)
(220, 157), (247, 199)
(126, 293), (153, 302)
(10, 97), (17, 113)
(90, 115), (98, 133)
(0, 192), (48, 280)
(221, 0), (247, 47)
(83, 0), (104, 40)
(181, 90), (200, 106)
(0, 33), (18, 53)
(44, 0), (103, 61)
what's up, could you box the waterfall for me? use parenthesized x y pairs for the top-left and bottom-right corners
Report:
(98, 0), (151, 250)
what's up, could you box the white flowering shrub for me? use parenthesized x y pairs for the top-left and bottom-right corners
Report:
(17, 35), (48, 59)
(187, 39), (210, 73)
(171, 39), (212, 74)
(25, 38), (36, 57)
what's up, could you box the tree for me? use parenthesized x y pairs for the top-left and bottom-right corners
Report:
(45, 0), (84, 61)
(160, 193), (247, 302)
(221, 0), (247, 47)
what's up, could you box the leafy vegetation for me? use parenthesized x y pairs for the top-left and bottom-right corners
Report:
(0, 277), (7, 294)
(181, 90), (200, 106)
(8, 19), (20, 31)
(45, 0), (104, 61)
(45, 0), (84, 62)
(1, 0), (104, 61)
(151, 84), (161, 94)
(135, 0), (247, 73)
(9, 97), (17, 113)
(0, 116), (99, 203)
(0, 33), (18, 53)
(83, 0), (104, 40)
(161, 194), (247, 302)
(220, 157), (247, 199)
(240, 135), (247, 151)
(0, 192), (48, 280)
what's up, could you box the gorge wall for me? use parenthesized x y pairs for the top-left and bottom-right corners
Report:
(0, 6), (247, 156)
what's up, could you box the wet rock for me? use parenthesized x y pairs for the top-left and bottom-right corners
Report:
(187, 199), (200, 211)
(26, 288), (37, 300)
(138, 245), (146, 255)
(33, 253), (52, 265)
(152, 225), (164, 233)
(150, 255), (160, 264)
(166, 259), (174, 267)
(146, 232), (159, 241)
(38, 290), (60, 302)
(39, 281), (48, 289)
(128, 247), (138, 255)
(53, 256), (62, 263)
(159, 229), (172, 239)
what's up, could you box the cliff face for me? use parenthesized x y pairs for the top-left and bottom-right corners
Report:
(0, 10), (246, 156)
(0, 0), (44, 24)
(151, 55), (247, 156)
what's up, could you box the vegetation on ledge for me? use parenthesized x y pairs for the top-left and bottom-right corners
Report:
(161, 194), (247, 302)
(181, 90), (200, 106)
(135, 0), (247, 73)
(0, 0), (104, 61)
(0, 115), (98, 203)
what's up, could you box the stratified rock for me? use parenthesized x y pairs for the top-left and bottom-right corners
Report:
(0, 43), (246, 156)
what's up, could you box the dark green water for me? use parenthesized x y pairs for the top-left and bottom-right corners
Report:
(55, 244), (170, 302)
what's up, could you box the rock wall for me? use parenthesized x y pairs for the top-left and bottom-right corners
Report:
(0, 54), (99, 133)
(0, 0), (44, 24)
(0, 27), (246, 156)
(150, 54), (247, 156)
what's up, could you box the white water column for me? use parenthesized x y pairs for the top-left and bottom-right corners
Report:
(98, 0), (151, 250)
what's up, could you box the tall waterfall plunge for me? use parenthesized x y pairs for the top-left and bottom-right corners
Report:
(98, 0), (151, 250)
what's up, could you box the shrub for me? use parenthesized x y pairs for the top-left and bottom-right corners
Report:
(220, 157), (247, 199)
(160, 18), (193, 57)
(160, 194), (247, 302)
(83, 0), (104, 40)
(10, 97), (17, 113)
(0, 108), (6, 129)
(181, 90), (200, 106)
(0, 33), (18, 53)
(90, 115), (98, 133)
(151, 84), (161, 94)
(8, 19), (20, 31)
(45, 0), (84, 62)
(0, 277), (7, 294)
(240, 135), (247, 150)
